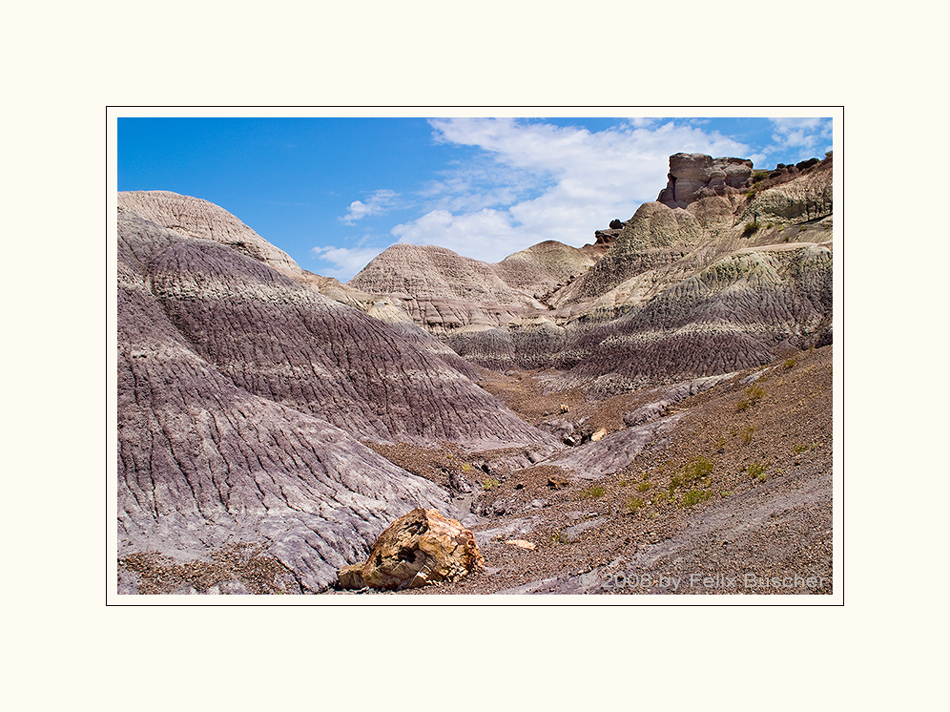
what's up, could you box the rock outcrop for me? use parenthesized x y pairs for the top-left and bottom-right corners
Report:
(657, 154), (754, 208)
(338, 508), (483, 590)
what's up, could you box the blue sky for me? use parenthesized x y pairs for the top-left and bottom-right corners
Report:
(117, 116), (833, 281)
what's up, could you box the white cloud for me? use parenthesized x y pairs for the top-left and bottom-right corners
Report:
(391, 208), (519, 263)
(310, 244), (388, 280)
(340, 189), (398, 224)
(315, 118), (817, 280)
(768, 118), (833, 160)
(388, 118), (753, 261)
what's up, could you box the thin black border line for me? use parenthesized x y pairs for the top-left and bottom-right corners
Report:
(107, 106), (844, 607)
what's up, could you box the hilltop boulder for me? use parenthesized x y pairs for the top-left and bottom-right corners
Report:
(657, 154), (753, 208)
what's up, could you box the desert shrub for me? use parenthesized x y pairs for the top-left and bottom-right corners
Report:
(783, 357), (798, 371)
(740, 426), (755, 445)
(579, 485), (606, 499)
(549, 530), (569, 544)
(684, 455), (714, 480)
(636, 481), (652, 493)
(793, 443), (808, 455)
(747, 462), (768, 480)
(682, 490), (713, 508)
(482, 478), (500, 490)
(745, 383), (766, 403)
(742, 222), (760, 237)
(671, 456), (714, 494)
(625, 497), (644, 513)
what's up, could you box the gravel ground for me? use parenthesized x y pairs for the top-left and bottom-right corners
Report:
(329, 344), (834, 597)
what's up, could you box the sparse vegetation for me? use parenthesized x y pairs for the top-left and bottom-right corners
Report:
(482, 478), (500, 490)
(742, 222), (760, 237)
(793, 443), (808, 455)
(747, 462), (768, 480)
(635, 481), (652, 493)
(579, 485), (606, 499)
(549, 530), (569, 545)
(625, 496), (644, 513)
(682, 489), (713, 508)
(684, 455), (714, 480)
(670, 456), (714, 495)
(740, 426), (755, 445)
(737, 383), (766, 411)
(784, 357), (798, 370)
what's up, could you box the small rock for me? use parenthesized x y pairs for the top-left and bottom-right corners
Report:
(506, 539), (536, 550)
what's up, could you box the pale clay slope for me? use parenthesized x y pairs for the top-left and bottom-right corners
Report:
(117, 205), (557, 591)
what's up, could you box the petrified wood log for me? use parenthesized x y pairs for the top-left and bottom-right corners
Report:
(341, 508), (484, 590)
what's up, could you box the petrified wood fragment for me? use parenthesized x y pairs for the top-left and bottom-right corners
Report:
(342, 508), (484, 590)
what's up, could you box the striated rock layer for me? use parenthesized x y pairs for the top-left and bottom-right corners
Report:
(117, 205), (556, 592)
(353, 153), (833, 389)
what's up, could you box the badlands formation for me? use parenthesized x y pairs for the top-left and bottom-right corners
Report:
(116, 152), (834, 595)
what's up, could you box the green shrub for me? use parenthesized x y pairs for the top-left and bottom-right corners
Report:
(579, 485), (606, 499)
(482, 478), (500, 490)
(783, 357), (798, 371)
(684, 455), (714, 480)
(625, 497), (644, 513)
(745, 383), (766, 403)
(747, 462), (768, 480)
(742, 222), (760, 238)
(670, 456), (714, 494)
(682, 490), (713, 508)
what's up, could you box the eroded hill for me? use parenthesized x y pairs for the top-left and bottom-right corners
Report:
(116, 151), (834, 595)
(352, 153), (832, 391)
